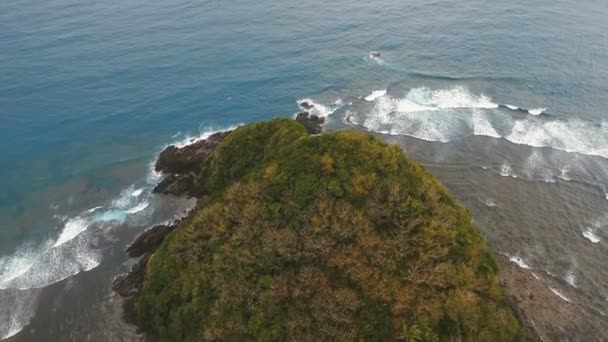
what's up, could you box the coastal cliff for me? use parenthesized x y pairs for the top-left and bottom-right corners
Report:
(115, 117), (523, 341)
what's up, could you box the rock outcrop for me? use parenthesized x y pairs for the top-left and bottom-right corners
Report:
(295, 111), (325, 135)
(152, 131), (230, 197)
(112, 223), (177, 300)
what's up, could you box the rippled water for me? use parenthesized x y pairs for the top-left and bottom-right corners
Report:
(1, 0), (608, 340)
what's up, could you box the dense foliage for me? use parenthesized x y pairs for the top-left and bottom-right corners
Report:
(132, 119), (523, 341)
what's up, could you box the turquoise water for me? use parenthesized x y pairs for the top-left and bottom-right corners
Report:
(2, 0), (608, 339)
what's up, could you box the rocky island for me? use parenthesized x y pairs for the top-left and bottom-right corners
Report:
(115, 117), (524, 341)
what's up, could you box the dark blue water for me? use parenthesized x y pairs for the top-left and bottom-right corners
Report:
(2, 0), (608, 339)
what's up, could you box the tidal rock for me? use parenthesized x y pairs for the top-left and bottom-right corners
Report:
(296, 112), (325, 135)
(155, 131), (230, 175)
(126, 224), (177, 258)
(298, 101), (315, 110)
(113, 254), (150, 298)
(152, 172), (200, 197)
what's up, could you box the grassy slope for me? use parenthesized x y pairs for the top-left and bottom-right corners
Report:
(132, 119), (523, 341)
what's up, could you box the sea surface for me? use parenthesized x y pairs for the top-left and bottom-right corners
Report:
(2, 0), (608, 340)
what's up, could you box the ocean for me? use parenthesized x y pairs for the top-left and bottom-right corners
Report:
(1, 0), (608, 340)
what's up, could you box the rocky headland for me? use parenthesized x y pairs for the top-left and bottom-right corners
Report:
(113, 114), (579, 341)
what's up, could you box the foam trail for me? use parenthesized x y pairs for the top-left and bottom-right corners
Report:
(297, 98), (343, 118)
(484, 198), (496, 207)
(125, 201), (150, 214)
(549, 287), (571, 302)
(170, 124), (242, 149)
(52, 217), (90, 247)
(565, 271), (577, 288)
(582, 228), (600, 243)
(364, 89), (387, 101)
(505, 119), (608, 159)
(472, 109), (500, 138)
(0, 250), (35, 286)
(357, 86), (608, 160)
(500, 163), (518, 178)
(508, 255), (531, 269)
(528, 107), (547, 116)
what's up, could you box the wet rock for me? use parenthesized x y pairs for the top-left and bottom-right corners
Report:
(298, 101), (315, 110)
(152, 172), (200, 197)
(296, 111), (325, 135)
(155, 131), (230, 175)
(153, 131), (230, 197)
(113, 254), (150, 298)
(126, 224), (177, 258)
(369, 51), (382, 59)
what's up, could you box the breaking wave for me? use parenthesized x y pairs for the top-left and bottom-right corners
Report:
(507, 254), (531, 269)
(297, 98), (343, 118)
(549, 287), (571, 302)
(583, 228), (601, 243)
(364, 89), (387, 101)
(355, 86), (608, 160)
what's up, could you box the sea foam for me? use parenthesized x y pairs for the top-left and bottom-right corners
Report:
(582, 228), (600, 243)
(358, 85), (608, 160)
(364, 89), (387, 101)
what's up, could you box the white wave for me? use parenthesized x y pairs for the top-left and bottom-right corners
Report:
(582, 228), (600, 243)
(558, 168), (572, 181)
(131, 188), (144, 197)
(297, 98), (342, 118)
(94, 209), (127, 223)
(0, 250), (35, 286)
(549, 287), (571, 302)
(403, 86), (498, 111)
(1, 235), (101, 290)
(506, 119), (608, 159)
(52, 217), (90, 248)
(146, 158), (164, 185)
(528, 107), (547, 116)
(500, 163), (518, 178)
(565, 271), (577, 288)
(171, 124), (242, 149)
(355, 86), (608, 161)
(364, 89), (387, 101)
(125, 201), (150, 214)
(472, 109), (500, 138)
(484, 198), (496, 207)
(508, 255), (531, 269)
(86, 206), (103, 213)
(360, 86), (499, 142)
(505, 104), (519, 110)
(369, 51), (384, 64)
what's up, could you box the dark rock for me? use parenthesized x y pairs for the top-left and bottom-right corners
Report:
(296, 112), (325, 135)
(126, 224), (177, 258)
(155, 131), (230, 175)
(152, 172), (200, 197)
(370, 51), (382, 59)
(153, 130), (230, 197)
(113, 254), (150, 298)
(114, 223), (178, 297)
(298, 101), (315, 110)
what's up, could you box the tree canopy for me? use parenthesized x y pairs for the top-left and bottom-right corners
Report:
(131, 118), (523, 341)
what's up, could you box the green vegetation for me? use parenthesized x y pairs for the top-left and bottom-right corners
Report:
(132, 118), (523, 341)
